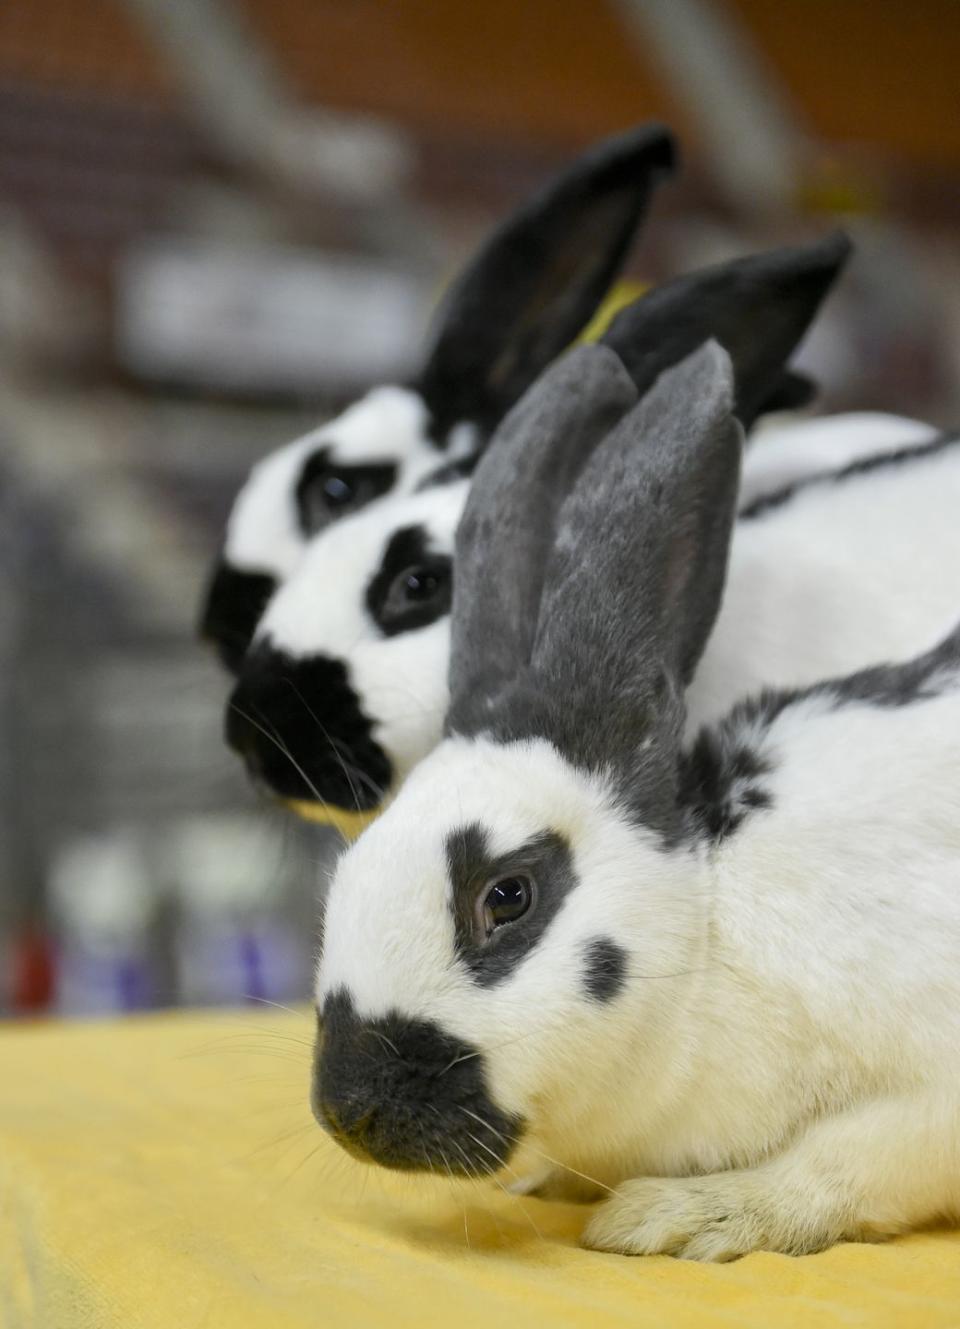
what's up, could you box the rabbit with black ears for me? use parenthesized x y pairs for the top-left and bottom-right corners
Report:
(312, 339), (960, 1259)
(224, 234), (856, 828)
(200, 124), (678, 674)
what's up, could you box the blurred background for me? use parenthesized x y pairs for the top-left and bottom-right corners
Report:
(0, 0), (957, 1018)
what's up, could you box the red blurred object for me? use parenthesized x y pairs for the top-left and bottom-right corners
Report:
(10, 928), (56, 1013)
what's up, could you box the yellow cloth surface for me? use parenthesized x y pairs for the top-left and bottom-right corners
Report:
(2, 1009), (958, 1329)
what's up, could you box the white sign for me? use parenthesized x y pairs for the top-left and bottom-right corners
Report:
(117, 239), (431, 393)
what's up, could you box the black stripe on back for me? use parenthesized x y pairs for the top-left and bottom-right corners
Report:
(681, 618), (960, 844)
(739, 430), (960, 522)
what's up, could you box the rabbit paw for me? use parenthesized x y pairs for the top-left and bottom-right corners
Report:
(583, 1173), (835, 1261)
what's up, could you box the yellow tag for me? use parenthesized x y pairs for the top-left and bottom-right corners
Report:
(285, 800), (379, 840)
(577, 279), (648, 345)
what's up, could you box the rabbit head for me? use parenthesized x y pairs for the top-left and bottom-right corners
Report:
(199, 124), (677, 674)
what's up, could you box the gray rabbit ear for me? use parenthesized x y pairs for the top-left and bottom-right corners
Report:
(414, 124), (676, 445)
(527, 343), (741, 832)
(602, 230), (851, 428)
(447, 344), (637, 733)
(537, 339), (740, 690)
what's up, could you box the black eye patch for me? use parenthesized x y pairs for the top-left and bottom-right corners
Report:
(295, 447), (397, 536)
(365, 525), (453, 638)
(445, 822), (576, 987)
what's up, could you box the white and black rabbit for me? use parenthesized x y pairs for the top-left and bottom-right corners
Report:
(225, 235), (857, 829)
(312, 341), (960, 1260)
(200, 123), (678, 674)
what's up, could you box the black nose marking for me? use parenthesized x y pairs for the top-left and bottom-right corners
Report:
(313, 990), (524, 1175)
(199, 559), (277, 675)
(226, 646), (392, 808)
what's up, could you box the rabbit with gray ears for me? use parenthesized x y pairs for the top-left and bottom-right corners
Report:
(312, 341), (960, 1259)
(224, 234), (857, 830)
(200, 123), (678, 674)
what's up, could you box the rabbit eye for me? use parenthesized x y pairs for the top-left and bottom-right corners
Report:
(296, 451), (397, 535)
(399, 567), (442, 601)
(307, 470), (382, 520)
(379, 560), (450, 625)
(366, 527), (453, 636)
(481, 877), (533, 935)
(384, 560), (449, 617)
(321, 474), (357, 508)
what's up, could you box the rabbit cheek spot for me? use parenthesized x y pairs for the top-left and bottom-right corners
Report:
(226, 646), (391, 811)
(582, 938), (627, 1002)
(199, 560), (277, 675)
(313, 989), (524, 1175)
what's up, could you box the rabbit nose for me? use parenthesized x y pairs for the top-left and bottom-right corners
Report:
(313, 991), (525, 1176)
(224, 645), (393, 810)
(317, 1099), (376, 1155)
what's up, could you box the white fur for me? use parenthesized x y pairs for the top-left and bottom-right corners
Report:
(317, 663), (960, 1258)
(224, 385), (438, 577)
(687, 437), (960, 731)
(740, 411), (936, 507)
(241, 417), (957, 813)
(584, 680), (960, 1257)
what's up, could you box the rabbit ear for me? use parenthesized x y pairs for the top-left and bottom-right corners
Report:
(536, 338), (740, 694)
(528, 343), (741, 832)
(447, 343), (637, 730)
(414, 124), (676, 444)
(449, 343), (740, 833)
(602, 231), (851, 428)
(758, 367), (816, 414)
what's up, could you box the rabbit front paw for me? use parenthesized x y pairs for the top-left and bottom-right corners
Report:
(582, 1172), (837, 1261)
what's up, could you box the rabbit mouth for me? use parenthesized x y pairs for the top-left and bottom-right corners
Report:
(225, 646), (393, 812)
(312, 990), (524, 1176)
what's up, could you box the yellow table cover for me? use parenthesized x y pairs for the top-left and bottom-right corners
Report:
(2, 1007), (958, 1329)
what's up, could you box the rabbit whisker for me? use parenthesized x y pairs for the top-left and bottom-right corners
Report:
(281, 676), (369, 812)
(228, 700), (349, 848)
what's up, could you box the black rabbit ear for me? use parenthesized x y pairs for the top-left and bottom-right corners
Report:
(602, 230), (851, 428)
(415, 124), (676, 446)
(446, 344), (637, 733)
(758, 368), (817, 414)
